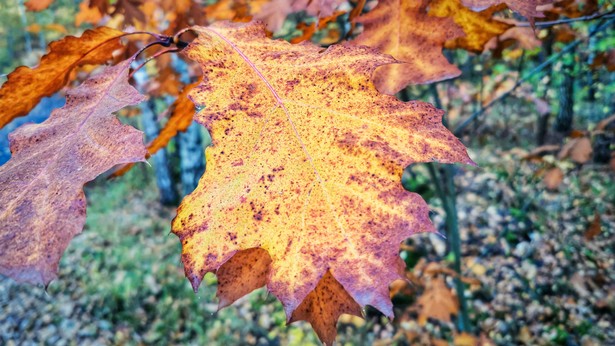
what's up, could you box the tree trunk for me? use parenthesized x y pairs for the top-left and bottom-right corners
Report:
(140, 99), (179, 206)
(170, 55), (207, 196)
(554, 53), (575, 134)
(17, 0), (33, 55)
(536, 30), (554, 145)
(177, 123), (205, 196)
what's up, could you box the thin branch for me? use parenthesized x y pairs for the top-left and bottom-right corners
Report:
(517, 10), (615, 27)
(129, 46), (181, 78)
(454, 16), (615, 137)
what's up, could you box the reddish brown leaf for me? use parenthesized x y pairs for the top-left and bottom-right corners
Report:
(353, 0), (463, 95)
(558, 137), (592, 163)
(174, 21), (473, 343)
(584, 212), (601, 241)
(461, 0), (553, 25)
(289, 271), (363, 344)
(591, 50), (615, 72)
(111, 0), (146, 25)
(0, 27), (125, 129)
(416, 277), (459, 325)
(543, 167), (563, 190)
(545, 0), (598, 19)
(0, 60), (147, 285)
(569, 137), (593, 163)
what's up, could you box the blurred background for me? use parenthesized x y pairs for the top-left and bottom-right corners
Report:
(0, 0), (613, 345)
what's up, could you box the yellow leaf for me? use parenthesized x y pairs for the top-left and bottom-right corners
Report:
(454, 332), (478, 346)
(430, 0), (512, 53)
(174, 21), (473, 344)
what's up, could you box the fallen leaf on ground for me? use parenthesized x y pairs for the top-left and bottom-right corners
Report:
(584, 213), (601, 241)
(543, 167), (563, 190)
(416, 277), (459, 325)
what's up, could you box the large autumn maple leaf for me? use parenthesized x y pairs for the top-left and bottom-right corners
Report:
(173, 21), (473, 344)
(0, 60), (146, 285)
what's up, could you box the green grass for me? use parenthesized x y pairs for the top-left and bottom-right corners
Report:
(49, 168), (321, 345)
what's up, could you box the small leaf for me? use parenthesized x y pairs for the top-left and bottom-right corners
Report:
(569, 137), (592, 164)
(0, 27), (124, 128)
(430, 0), (512, 53)
(416, 277), (459, 325)
(543, 167), (563, 190)
(461, 0), (552, 26)
(25, 0), (54, 11)
(0, 60), (147, 286)
(584, 213), (601, 241)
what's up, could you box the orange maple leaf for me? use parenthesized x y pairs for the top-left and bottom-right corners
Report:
(75, 1), (104, 27)
(25, 0), (54, 11)
(353, 0), (464, 95)
(0, 27), (124, 128)
(173, 21), (473, 344)
(0, 60), (147, 285)
(416, 277), (459, 325)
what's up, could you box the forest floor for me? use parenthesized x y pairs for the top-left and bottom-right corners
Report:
(0, 145), (613, 346)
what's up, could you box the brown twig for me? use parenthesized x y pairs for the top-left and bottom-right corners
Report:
(516, 10), (615, 27)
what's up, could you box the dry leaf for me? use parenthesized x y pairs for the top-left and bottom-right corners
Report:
(0, 60), (147, 285)
(0, 27), (124, 128)
(75, 0), (104, 26)
(454, 332), (478, 346)
(569, 137), (592, 164)
(430, 0), (512, 53)
(584, 213), (601, 241)
(461, 0), (552, 26)
(543, 167), (563, 190)
(353, 0), (463, 95)
(416, 277), (459, 325)
(25, 0), (54, 11)
(173, 21), (473, 344)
